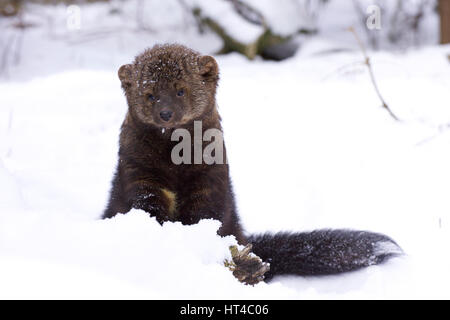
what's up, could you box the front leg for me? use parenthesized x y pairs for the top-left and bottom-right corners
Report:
(178, 168), (228, 225)
(125, 181), (173, 224)
(178, 186), (223, 225)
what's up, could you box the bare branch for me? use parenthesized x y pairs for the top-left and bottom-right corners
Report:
(348, 26), (400, 122)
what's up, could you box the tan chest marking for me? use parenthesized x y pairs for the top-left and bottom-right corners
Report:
(161, 188), (177, 219)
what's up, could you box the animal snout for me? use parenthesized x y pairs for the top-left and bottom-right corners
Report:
(159, 110), (173, 122)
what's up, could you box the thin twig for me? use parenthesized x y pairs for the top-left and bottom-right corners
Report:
(0, 33), (16, 76)
(348, 26), (400, 121)
(415, 123), (450, 146)
(13, 9), (26, 65)
(321, 61), (365, 82)
(13, 29), (24, 65)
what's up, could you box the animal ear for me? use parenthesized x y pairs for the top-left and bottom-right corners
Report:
(118, 64), (133, 88)
(198, 55), (218, 80)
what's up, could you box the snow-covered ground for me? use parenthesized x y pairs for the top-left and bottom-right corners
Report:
(1, 1), (450, 299)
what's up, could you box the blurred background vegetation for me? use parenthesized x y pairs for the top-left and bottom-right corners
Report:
(0, 0), (449, 61)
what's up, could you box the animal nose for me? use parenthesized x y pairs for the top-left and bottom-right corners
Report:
(160, 110), (173, 122)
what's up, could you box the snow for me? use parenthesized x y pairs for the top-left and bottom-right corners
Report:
(243, 0), (315, 36)
(188, 0), (264, 44)
(1, 1), (450, 299)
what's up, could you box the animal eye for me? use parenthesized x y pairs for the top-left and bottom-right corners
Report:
(177, 89), (184, 97)
(148, 94), (156, 101)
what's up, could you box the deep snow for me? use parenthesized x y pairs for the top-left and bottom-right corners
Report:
(0, 0), (450, 299)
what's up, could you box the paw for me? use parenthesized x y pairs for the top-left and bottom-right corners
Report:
(224, 244), (270, 285)
(133, 194), (170, 224)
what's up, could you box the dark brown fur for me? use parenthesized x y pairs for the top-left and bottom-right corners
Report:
(103, 44), (246, 244)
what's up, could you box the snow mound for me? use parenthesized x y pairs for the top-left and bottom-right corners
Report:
(0, 209), (284, 299)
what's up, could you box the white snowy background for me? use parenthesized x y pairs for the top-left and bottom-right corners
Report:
(0, 0), (449, 299)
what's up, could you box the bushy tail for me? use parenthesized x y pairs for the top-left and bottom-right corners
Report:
(248, 229), (402, 280)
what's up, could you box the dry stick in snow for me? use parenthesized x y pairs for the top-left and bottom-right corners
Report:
(348, 27), (400, 122)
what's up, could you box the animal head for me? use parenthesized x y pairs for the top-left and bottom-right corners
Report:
(118, 44), (219, 128)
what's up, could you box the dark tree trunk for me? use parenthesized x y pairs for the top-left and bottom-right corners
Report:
(440, 0), (450, 44)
